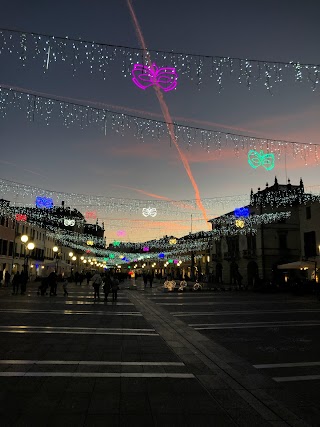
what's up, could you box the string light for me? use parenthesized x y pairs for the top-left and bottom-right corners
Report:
(0, 28), (319, 91)
(0, 86), (319, 161)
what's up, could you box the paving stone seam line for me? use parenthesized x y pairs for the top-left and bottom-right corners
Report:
(127, 292), (262, 426)
(0, 372), (195, 378)
(127, 291), (309, 427)
(0, 330), (159, 336)
(0, 309), (142, 316)
(0, 360), (185, 366)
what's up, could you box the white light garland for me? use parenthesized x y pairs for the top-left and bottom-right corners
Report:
(0, 28), (319, 91)
(0, 86), (319, 161)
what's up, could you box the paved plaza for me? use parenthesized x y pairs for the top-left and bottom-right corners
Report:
(0, 279), (319, 426)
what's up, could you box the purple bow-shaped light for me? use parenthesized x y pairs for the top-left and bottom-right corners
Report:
(132, 63), (178, 92)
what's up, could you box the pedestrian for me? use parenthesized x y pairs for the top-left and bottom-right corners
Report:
(63, 279), (68, 296)
(37, 277), (48, 296)
(20, 271), (28, 295)
(79, 273), (84, 286)
(48, 271), (58, 296)
(12, 271), (20, 295)
(149, 271), (154, 288)
(237, 271), (243, 290)
(75, 271), (80, 285)
(91, 272), (102, 299)
(142, 272), (148, 288)
(4, 271), (11, 287)
(112, 276), (120, 301)
(86, 271), (91, 285)
(103, 274), (112, 301)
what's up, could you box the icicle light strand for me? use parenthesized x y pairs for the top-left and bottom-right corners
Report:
(0, 86), (319, 161)
(0, 28), (319, 91)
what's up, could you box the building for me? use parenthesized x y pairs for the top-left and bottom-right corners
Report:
(298, 198), (320, 280)
(0, 199), (106, 280)
(208, 178), (306, 286)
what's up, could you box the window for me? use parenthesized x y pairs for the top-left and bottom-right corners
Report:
(8, 242), (13, 256)
(227, 236), (239, 256)
(215, 241), (222, 256)
(247, 234), (257, 254)
(304, 231), (316, 258)
(0, 216), (4, 226)
(306, 206), (311, 219)
(2, 240), (8, 256)
(279, 233), (287, 250)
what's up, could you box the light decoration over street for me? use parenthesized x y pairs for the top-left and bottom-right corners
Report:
(1, 28), (319, 91)
(35, 196), (54, 209)
(15, 213), (27, 222)
(235, 219), (245, 228)
(248, 150), (275, 171)
(64, 218), (75, 226)
(85, 211), (97, 220)
(142, 207), (157, 217)
(234, 207), (250, 218)
(132, 63), (178, 92)
(0, 87), (318, 162)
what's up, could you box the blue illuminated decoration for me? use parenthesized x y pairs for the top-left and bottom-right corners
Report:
(36, 196), (54, 209)
(234, 207), (250, 218)
(158, 253), (165, 259)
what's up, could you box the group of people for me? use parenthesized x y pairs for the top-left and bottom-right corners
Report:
(0, 271), (29, 295)
(142, 271), (154, 288)
(91, 272), (120, 301)
(35, 271), (120, 301)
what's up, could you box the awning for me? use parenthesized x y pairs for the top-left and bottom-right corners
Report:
(43, 260), (71, 268)
(277, 261), (317, 270)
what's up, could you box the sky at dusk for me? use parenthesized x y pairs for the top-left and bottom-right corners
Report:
(0, 0), (319, 243)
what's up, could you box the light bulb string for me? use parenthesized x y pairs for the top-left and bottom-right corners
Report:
(0, 27), (319, 68)
(1, 85), (319, 148)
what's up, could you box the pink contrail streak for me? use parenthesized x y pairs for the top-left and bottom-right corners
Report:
(126, 0), (210, 229)
(112, 184), (197, 210)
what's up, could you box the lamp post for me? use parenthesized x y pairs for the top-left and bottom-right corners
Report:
(69, 252), (77, 273)
(53, 246), (60, 274)
(21, 235), (35, 275)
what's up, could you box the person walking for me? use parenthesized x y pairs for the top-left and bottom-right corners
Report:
(12, 271), (20, 295)
(4, 271), (11, 287)
(79, 273), (84, 286)
(142, 273), (148, 288)
(91, 272), (102, 299)
(20, 271), (28, 295)
(112, 276), (120, 301)
(48, 271), (58, 296)
(86, 271), (91, 285)
(149, 271), (154, 288)
(62, 279), (68, 296)
(103, 274), (112, 301)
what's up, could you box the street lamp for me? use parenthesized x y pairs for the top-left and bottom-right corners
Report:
(21, 235), (35, 275)
(53, 245), (59, 273)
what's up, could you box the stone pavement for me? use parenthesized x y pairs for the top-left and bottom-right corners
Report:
(0, 280), (311, 426)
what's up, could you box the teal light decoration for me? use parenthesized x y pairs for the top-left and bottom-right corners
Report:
(248, 150), (275, 171)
